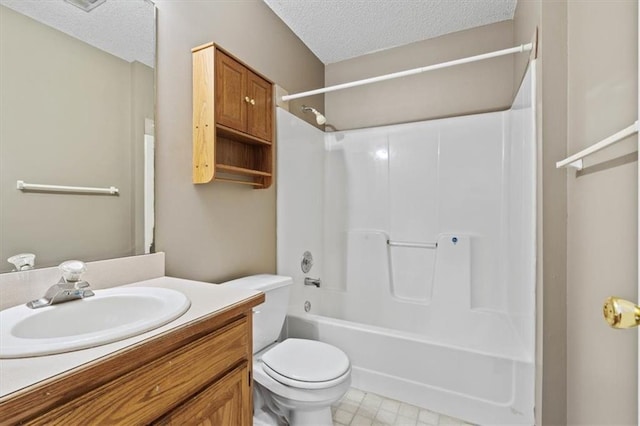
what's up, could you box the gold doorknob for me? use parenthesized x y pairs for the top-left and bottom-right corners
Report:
(250, 98), (255, 105)
(603, 296), (640, 329)
(244, 96), (251, 103)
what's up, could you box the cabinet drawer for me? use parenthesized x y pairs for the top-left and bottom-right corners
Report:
(26, 316), (250, 425)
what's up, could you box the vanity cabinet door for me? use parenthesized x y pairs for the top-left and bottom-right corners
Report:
(155, 362), (251, 426)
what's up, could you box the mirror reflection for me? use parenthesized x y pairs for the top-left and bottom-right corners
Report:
(0, 0), (156, 273)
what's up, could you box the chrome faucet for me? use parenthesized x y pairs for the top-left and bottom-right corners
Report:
(27, 260), (94, 309)
(304, 277), (321, 288)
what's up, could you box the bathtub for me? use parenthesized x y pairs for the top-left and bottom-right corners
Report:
(285, 311), (534, 426)
(282, 233), (535, 425)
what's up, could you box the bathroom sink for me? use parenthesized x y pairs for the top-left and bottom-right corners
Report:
(0, 287), (191, 358)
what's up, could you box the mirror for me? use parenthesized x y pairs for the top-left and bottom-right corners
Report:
(0, 0), (156, 273)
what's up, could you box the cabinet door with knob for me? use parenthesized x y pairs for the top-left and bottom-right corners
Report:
(214, 50), (272, 141)
(246, 70), (273, 141)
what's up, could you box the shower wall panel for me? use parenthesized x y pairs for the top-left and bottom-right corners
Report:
(278, 63), (534, 345)
(323, 113), (508, 313)
(275, 109), (325, 313)
(505, 64), (536, 355)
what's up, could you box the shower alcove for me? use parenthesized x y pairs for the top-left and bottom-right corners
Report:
(276, 63), (537, 425)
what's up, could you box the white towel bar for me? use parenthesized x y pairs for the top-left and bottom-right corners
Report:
(16, 180), (119, 195)
(556, 121), (638, 170)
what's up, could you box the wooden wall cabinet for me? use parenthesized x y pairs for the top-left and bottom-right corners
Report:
(0, 294), (264, 426)
(192, 43), (274, 188)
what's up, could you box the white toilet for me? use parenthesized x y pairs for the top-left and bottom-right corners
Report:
(223, 274), (351, 425)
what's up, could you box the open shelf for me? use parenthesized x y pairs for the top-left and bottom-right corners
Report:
(216, 124), (271, 146)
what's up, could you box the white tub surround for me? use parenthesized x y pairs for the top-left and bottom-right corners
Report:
(277, 65), (536, 426)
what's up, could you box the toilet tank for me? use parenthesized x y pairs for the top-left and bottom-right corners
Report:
(222, 274), (292, 353)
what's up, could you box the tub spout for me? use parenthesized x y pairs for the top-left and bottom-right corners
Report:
(304, 277), (321, 288)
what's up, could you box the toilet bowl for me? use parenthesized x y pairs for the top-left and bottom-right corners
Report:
(222, 275), (351, 425)
(254, 338), (351, 425)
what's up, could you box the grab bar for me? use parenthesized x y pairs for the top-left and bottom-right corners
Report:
(387, 240), (437, 249)
(16, 180), (119, 195)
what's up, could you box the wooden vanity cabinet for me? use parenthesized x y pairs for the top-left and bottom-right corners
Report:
(193, 43), (274, 188)
(0, 293), (264, 426)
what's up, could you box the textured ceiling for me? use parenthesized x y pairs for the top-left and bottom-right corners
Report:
(0, 0), (155, 68)
(263, 0), (517, 64)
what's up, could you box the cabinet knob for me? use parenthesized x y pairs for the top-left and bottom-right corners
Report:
(250, 98), (256, 105)
(244, 96), (251, 103)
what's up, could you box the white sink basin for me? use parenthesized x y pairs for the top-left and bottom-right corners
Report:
(0, 287), (190, 358)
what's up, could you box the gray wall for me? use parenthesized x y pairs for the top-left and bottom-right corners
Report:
(154, 0), (324, 282)
(324, 21), (515, 131)
(566, 1), (638, 424)
(0, 5), (153, 272)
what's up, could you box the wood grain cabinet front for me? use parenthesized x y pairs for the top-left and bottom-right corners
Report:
(193, 43), (273, 188)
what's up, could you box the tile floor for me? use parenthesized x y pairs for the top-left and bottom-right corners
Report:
(331, 388), (473, 426)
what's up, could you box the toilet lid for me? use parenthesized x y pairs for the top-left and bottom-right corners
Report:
(261, 338), (350, 383)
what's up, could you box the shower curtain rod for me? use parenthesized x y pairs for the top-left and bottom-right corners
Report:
(281, 43), (534, 102)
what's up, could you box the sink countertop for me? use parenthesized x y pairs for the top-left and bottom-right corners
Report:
(0, 276), (260, 399)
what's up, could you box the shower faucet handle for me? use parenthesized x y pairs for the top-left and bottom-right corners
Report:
(304, 277), (321, 288)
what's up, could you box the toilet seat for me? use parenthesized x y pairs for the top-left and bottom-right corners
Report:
(261, 338), (351, 390)
(262, 362), (351, 390)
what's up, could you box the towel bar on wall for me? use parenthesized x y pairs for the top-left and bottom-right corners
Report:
(556, 121), (638, 170)
(16, 180), (119, 195)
